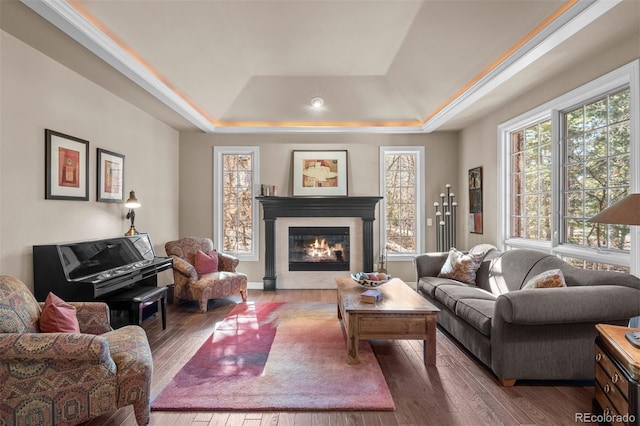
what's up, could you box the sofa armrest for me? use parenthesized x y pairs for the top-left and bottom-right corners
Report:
(495, 285), (640, 325)
(414, 252), (448, 281)
(171, 255), (197, 279)
(72, 302), (112, 334)
(0, 333), (112, 364)
(218, 252), (240, 272)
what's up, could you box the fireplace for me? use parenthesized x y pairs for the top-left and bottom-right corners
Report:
(288, 227), (350, 271)
(257, 196), (382, 290)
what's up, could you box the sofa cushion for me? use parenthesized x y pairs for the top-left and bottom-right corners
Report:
(455, 299), (495, 337)
(434, 284), (497, 312)
(39, 292), (80, 333)
(195, 249), (218, 274)
(487, 249), (554, 294)
(522, 269), (566, 289)
(417, 276), (466, 299)
(438, 248), (484, 285)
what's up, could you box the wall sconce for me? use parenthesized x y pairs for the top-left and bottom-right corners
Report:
(124, 190), (141, 236)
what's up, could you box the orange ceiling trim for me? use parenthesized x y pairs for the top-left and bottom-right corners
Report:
(420, 0), (580, 125)
(215, 120), (424, 128)
(68, 0), (218, 126)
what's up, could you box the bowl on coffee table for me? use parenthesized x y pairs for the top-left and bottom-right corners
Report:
(351, 272), (392, 288)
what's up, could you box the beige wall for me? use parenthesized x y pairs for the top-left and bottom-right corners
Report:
(458, 32), (640, 249)
(178, 132), (459, 284)
(0, 31), (180, 290)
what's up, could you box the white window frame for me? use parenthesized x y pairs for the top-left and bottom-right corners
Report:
(213, 146), (260, 261)
(498, 60), (640, 274)
(379, 146), (425, 262)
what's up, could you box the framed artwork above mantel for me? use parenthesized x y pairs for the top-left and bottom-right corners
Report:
(291, 150), (348, 196)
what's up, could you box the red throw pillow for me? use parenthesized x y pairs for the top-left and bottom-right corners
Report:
(39, 292), (80, 333)
(195, 249), (219, 274)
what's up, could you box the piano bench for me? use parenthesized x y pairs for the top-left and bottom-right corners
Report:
(108, 286), (167, 330)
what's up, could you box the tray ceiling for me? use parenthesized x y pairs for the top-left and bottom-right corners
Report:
(5, 0), (639, 133)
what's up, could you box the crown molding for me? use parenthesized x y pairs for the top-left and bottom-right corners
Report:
(21, 0), (217, 133)
(421, 0), (622, 132)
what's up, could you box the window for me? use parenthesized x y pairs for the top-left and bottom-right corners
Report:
(562, 89), (631, 252)
(499, 61), (639, 272)
(213, 146), (259, 260)
(379, 146), (425, 261)
(562, 256), (629, 273)
(511, 119), (552, 241)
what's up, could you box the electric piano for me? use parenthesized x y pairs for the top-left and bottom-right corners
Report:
(33, 234), (173, 324)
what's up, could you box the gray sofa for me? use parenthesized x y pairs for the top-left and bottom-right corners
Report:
(415, 246), (640, 385)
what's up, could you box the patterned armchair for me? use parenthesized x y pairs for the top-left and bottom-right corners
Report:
(164, 237), (248, 313)
(0, 275), (152, 425)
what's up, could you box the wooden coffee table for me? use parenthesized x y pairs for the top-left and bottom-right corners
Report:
(335, 277), (440, 366)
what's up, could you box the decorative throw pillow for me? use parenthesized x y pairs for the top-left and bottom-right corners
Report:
(523, 269), (567, 289)
(437, 248), (484, 285)
(195, 249), (219, 274)
(39, 292), (80, 333)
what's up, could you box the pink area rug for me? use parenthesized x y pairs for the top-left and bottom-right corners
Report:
(151, 302), (395, 411)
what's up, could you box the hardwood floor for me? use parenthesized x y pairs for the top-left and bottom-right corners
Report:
(88, 290), (594, 426)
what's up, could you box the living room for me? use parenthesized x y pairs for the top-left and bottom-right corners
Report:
(1, 0), (639, 425)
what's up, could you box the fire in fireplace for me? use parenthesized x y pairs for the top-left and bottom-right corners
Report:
(288, 226), (350, 271)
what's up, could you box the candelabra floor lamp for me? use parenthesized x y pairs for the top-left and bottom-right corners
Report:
(434, 184), (457, 252)
(588, 193), (640, 330)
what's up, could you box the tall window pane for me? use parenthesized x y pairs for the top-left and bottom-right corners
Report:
(380, 147), (424, 258)
(214, 146), (259, 260)
(510, 119), (552, 241)
(562, 88), (631, 252)
(222, 154), (253, 254)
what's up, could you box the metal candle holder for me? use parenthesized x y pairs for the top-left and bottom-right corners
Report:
(434, 184), (457, 251)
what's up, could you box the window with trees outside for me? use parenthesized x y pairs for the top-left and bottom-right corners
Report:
(511, 119), (552, 242)
(379, 146), (425, 261)
(499, 62), (638, 273)
(213, 146), (259, 260)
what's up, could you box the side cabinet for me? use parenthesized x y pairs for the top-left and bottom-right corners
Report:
(593, 324), (640, 426)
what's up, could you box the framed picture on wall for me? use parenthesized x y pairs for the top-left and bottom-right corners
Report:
(97, 148), (125, 203)
(469, 166), (483, 234)
(45, 129), (89, 201)
(292, 150), (348, 196)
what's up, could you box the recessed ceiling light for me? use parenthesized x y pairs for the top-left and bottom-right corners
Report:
(310, 97), (325, 110)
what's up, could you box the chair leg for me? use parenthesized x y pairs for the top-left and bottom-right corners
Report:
(133, 400), (150, 426)
(199, 299), (208, 313)
(240, 289), (248, 302)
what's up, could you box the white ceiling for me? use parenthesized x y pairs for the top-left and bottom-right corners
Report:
(3, 0), (639, 133)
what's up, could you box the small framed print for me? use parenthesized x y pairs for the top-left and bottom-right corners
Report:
(97, 148), (125, 203)
(292, 150), (348, 196)
(45, 129), (89, 201)
(469, 166), (483, 234)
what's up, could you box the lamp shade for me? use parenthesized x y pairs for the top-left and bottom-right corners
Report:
(588, 193), (640, 225)
(124, 190), (141, 209)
